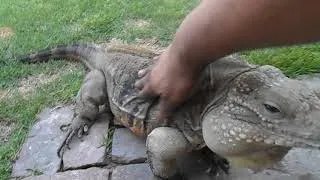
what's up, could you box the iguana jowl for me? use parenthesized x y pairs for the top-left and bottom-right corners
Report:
(16, 43), (320, 178)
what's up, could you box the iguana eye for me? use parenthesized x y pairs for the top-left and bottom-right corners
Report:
(264, 103), (280, 113)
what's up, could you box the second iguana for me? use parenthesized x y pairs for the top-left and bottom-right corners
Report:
(16, 43), (320, 178)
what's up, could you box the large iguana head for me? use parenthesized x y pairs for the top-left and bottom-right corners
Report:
(202, 65), (320, 169)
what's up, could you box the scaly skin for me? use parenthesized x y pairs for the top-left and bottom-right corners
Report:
(16, 43), (320, 178)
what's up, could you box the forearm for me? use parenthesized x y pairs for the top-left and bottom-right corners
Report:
(169, 0), (320, 71)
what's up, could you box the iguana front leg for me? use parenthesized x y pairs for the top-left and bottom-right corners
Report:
(57, 70), (107, 157)
(146, 127), (190, 178)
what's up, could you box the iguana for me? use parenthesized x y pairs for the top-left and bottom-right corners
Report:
(16, 43), (320, 178)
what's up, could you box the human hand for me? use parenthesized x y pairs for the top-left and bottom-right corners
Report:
(135, 47), (200, 122)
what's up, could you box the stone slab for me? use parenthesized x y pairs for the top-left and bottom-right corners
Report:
(215, 168), (320, 180)
(276, 148), (320, 177)
(11, 105), (74, 178)
(112, 163), (159, 180)
(62, 111), (111, 170)
(21, 167), (110, 180)
(236, 148), (320, 179)
(111, 128), (147, 163)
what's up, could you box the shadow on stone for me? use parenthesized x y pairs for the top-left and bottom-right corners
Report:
(111, 128), (147, 164)
(112, 164), (160, 180)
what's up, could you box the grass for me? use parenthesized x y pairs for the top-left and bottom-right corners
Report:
(0, 0), (197, 179)
(242, 44), (320, 77)
(0, 0), (320, 179)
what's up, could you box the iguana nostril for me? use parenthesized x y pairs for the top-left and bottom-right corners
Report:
(264, 104), (280, 113)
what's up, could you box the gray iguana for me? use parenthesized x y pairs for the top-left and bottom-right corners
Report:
(16, 43), (320, 178)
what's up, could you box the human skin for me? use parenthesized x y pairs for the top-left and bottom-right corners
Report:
(136, 0), (320, 121)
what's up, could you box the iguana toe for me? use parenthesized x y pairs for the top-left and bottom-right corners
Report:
(59, 123), (71, 132)
(65, 129), (77, 149)
(57, 130), (73, 157)
(57, 126), (84, 157)
(209, 155), (230, 176)
(83, 124), (89, 134)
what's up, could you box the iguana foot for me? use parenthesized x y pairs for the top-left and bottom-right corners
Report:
(57, 117), (94, 157)
(200, 147), (230, 176)
(146, 127), (190, 178)
(206, 154), (230, 176)
(56, 69), (108, 157)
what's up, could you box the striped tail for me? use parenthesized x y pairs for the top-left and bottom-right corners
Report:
(15, 43), (106, 70)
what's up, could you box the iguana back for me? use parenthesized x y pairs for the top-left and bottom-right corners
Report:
(16, 43), (255, 146)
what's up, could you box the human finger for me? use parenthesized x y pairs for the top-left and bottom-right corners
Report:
(138, 67), (151, 78)
(157, 97), (177, 123)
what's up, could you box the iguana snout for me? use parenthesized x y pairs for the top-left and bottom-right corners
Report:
(201, 65), (320, 169)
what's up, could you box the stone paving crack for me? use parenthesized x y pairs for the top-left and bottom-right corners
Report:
(108, 170), (113, 180)
(62, 162), (109, 172)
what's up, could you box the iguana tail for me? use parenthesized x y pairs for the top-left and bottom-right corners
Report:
(15, 43), (106, 70)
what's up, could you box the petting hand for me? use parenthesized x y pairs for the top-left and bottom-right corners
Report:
(135, 47), (200, 122)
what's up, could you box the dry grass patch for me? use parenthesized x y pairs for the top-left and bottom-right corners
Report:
(125, 19), (151, 29)
(0, 26), (14, 39)
(0, 91), (9, 100)
(0, 62), (79, 100)
(17, 73), (61, 95)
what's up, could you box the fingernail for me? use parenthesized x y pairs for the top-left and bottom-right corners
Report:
(138, 70), (145, 77)
(134, 81), (139, 87)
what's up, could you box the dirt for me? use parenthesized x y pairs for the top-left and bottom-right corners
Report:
(0, 118), (14, 145)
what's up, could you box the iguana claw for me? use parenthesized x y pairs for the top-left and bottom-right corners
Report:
(206, 155), (230, 176)
(60, 124), (71, 131)
(57, 117), (92, 158)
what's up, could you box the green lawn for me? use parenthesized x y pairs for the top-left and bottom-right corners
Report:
(0, 0), (320, 179)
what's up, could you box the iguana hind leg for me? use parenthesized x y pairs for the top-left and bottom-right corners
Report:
(57, 69), (108, 157)
(146, 127), (190, 178)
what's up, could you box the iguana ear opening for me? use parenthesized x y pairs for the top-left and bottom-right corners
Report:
(235, 71), (266, 94)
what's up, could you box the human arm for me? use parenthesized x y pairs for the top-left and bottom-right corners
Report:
(136, 0), (320, 121)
